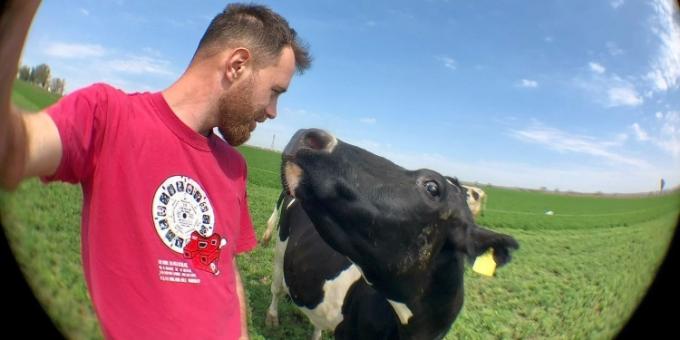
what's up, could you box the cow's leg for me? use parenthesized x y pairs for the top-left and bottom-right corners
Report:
(311, 327), (322, 340)
(262, 192), (285, 246)
(262, 203), (280, 246)
(265, 235), (288, 327)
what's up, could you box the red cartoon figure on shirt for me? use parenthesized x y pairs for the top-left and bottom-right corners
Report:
(183, 231), (227, 275)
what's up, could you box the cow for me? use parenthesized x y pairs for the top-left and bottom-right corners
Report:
(460, 184), (487, 220)
(264, 129), (519, 339)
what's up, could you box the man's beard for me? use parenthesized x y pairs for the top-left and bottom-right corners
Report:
(217, 76), (260, 146)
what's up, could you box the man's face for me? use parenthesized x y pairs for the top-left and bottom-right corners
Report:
(218, 46), (296, 146)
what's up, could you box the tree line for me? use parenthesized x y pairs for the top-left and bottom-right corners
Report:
(17, 63), (65, 96)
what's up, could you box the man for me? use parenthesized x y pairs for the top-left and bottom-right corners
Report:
(0, 1), (311, 339)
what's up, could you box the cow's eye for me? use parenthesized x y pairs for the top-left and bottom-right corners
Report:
(424, 181), (440, 197)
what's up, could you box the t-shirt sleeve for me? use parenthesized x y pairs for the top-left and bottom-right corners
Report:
(235, 163), (257, 255)
(41, 83), (113, 184)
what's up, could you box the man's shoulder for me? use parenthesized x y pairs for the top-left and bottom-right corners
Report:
(72, 82), (121, 94)
(62, 82), (130, 104)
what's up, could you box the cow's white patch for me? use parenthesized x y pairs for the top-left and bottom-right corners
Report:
(266, 204), (281, 232)
(267, 237), (289, 327)
(263, 198), (295, 245)
(286, 198), (297, 209)
(276, 239), (290, 294)
(262, 204), (281, 245)
(312, 328), (323, 340)
(284, 163), (303, 197)
(386, 299), (413, 325)
(152, 175), (214, 253)
(297, 264), (362, 330)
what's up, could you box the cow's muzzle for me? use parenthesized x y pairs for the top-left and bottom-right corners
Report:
(281, 129), (337, 197)
(283, 128), (337, 159)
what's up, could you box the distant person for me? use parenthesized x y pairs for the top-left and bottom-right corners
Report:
(0, 1), (311, 339)
(660, 178), (665, 192)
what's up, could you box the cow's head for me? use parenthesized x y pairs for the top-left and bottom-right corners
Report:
(282, 129), (518, 302)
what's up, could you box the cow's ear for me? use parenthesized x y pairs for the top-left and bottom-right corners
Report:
(445, 176), (466, 193)
(464, 225), (519, 267)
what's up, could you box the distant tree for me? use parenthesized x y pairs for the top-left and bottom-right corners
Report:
(18, 65), (31, 81)
(660, 178), (665, 192)
(49, 78), (65, 95)
(31, 63), (51, 88)
(540, 186), (547, 191)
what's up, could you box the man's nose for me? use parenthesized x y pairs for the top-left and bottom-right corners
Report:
(265, 102), (277, 119)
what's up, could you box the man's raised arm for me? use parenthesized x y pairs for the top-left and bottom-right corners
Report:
(1, 0), (63, 191)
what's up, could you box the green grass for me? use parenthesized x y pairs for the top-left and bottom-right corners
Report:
(449, 212), (678, 339)
(1, 180), (101, 339)
(2, 81), (679, 339)
(237, 145), (283, 189)
(477, 186), (679, 231)
(11, 79), (62, 112)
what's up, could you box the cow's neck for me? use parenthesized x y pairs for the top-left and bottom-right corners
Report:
(389, 246), (466, 340)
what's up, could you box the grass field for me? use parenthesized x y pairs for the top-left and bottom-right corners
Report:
(11, 79), (62, 112)
(2, 80), (679, 339)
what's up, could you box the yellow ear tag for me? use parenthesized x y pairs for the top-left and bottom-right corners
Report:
(472, 248), (496, 277)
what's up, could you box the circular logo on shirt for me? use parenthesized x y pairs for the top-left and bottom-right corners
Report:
(152, 176), (215, 253)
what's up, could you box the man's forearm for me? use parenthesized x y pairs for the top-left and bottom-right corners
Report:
(0, 0), (41, 190)
(0, 1), (41, 102)
(0, 110), (28, 190)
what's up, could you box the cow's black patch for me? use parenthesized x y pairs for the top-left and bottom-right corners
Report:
(281, 197), (353, 309)
(335, 280), (399, 339)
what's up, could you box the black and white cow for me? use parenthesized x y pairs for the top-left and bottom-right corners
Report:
(460, 184), (487, 220)
(265, 129), (519, 339)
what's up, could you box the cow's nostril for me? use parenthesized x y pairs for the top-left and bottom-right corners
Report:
(303, 129), (332, 150)
(283, 128), (336, 158)
(304, 135), (323, 150)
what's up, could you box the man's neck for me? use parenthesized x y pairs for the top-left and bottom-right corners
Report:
(162, 70), (220, 136)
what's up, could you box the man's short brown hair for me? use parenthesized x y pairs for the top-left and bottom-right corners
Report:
(193, 3), (311, 73)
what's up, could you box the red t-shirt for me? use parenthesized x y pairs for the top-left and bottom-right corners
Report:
(42, 83), (257, 339)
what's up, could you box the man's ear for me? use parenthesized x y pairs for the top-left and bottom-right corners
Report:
(450, 224), (519, 267)
(225, 47), (251, 82)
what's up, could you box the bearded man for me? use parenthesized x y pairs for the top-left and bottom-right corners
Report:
(0, 2), (311, 339)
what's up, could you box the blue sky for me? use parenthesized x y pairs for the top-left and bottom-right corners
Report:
(19, 0), (680, 193)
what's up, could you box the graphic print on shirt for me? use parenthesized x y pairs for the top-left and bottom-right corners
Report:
(152, 176), (227, 277)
